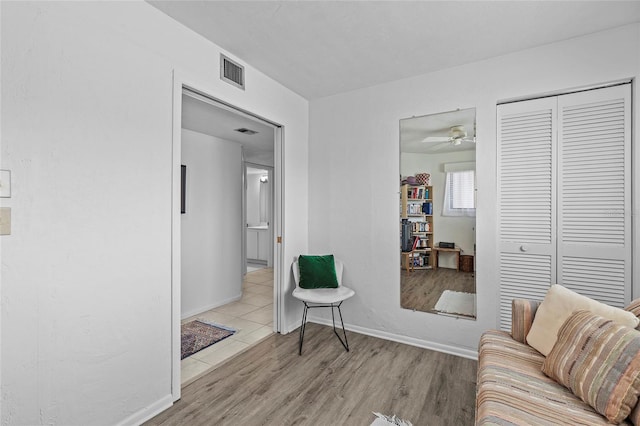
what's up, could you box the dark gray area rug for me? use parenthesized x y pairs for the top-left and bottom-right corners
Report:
(181, 320), (236, 359)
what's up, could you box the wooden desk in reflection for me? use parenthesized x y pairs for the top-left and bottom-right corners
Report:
(432, 247), (461, 271)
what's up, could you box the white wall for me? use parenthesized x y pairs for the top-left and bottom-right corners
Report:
(402, 151), (475, 268)
(309, 24), (640, 358)
(181, 130), (242, 318)
(0, 2), (308, 424)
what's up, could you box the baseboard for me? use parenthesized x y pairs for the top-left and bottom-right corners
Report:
(307, 316), (478, 360)
(282, 318), (300, 335)
(116, 393), (173, 426)
(181, 294), (242, 320)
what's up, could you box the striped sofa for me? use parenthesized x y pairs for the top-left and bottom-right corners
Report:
(476, 299), (640, 425)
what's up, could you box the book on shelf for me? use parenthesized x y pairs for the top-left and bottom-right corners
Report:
(411, 236), (420, 251)
(411, 221), (430, 232)
(411, 253), (431, 267)
(407, 186), (425, 199)
(410, 203), (428, 215)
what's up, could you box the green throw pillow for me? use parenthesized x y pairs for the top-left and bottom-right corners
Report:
(298, 255), (339, 289)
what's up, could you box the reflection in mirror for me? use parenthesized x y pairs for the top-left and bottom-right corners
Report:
(246, 166), (270, 227)
(399, 108), (476, 319)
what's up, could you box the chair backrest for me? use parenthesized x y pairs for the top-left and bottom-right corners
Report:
(292, 257), (344, 289)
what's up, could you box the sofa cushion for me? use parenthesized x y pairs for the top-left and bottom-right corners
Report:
(477, 330), (628, 425)
(626, 298), (640, 318)
(526, 284), (639, 356)
(629, 403), (640, 426)
(621, 298), (640, 424)
(625, 298), (640, 333)
(542, 310), (640, 424)
(511, 299), (540, 344)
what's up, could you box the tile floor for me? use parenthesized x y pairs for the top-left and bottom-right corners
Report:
(181, 265), (274, 385)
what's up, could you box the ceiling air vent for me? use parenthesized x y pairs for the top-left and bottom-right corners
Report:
(220, 54), (245, 90)
(235, 128), (258, 135)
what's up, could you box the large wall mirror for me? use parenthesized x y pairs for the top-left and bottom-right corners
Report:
(399, 108), (476, 319)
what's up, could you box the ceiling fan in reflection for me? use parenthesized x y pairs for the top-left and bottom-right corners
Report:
(422, 125), (475, 150)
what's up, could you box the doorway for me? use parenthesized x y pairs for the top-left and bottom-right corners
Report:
(171, 76), (284, 400)
(244, 163), (274, 273)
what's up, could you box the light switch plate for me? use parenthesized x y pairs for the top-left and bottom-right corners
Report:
(0, 207), (10, 235)
(0, 170), (11, 198)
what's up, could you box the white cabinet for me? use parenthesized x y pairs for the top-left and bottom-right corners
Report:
(257, 230), (269, 262)
(247, 229), (259, 260)
(247, 228), (269, 262)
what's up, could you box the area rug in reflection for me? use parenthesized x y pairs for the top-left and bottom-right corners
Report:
(434, 290), (476, 317)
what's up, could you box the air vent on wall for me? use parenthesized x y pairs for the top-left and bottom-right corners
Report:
(235, 128), (258, 135)
(220, 54), (245, 90)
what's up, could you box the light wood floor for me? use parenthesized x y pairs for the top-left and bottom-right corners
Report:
(147, 323), (477, 426)
(401, 268), (475, 314)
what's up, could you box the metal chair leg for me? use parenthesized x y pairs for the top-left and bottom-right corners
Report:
(331, 302), (349, 352)
(298, 303), (308, 355)
(299, 301), (349, 355)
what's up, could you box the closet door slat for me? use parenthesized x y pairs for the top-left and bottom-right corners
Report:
(497, 83), (631, 329)
(557, 85), (631, 307)
(498, 97), (557, 330)
(561, 257), (626, 307)
(498, 102), (555, 243)
(499, 253), (553, 331)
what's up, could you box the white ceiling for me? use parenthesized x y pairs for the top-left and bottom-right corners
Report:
(149, 1), (640, 100)
(182, 93), (275, 166)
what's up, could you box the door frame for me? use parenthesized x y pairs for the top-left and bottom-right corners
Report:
(171, 71), (285, 401)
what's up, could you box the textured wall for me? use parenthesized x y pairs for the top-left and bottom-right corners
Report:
(308, 24), (640, 358)
(0, 2), (308, 424)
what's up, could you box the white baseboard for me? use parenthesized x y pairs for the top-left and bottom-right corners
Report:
(181, 294), (242, 320)
(117, 393), (173, 426)
(307, 316), (478, 360)
(282, 318), (301, 335)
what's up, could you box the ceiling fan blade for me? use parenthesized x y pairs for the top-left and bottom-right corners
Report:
(424, 124), (456, 137)
(429, 141), (452, 151)
(422, 136), (450, 143)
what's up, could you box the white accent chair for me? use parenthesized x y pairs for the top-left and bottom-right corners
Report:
(292, 258), (355, 355)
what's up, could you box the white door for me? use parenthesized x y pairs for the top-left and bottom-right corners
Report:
(557, 85), (631, 307)
(497, 97), (557, 330)
(497, 83), (632, 330)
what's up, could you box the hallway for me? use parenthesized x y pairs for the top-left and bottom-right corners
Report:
(181, 267), (274, 385)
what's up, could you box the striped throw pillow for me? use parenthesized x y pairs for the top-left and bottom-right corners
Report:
(542, 310), (640, 424)
(629, 403), (640, 426)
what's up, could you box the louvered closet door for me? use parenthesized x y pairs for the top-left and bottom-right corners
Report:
(557, 84), (631, 307)
(497, 98), (557, 331)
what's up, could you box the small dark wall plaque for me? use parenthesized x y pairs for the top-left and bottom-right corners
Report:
(181, 165), (186, 214)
